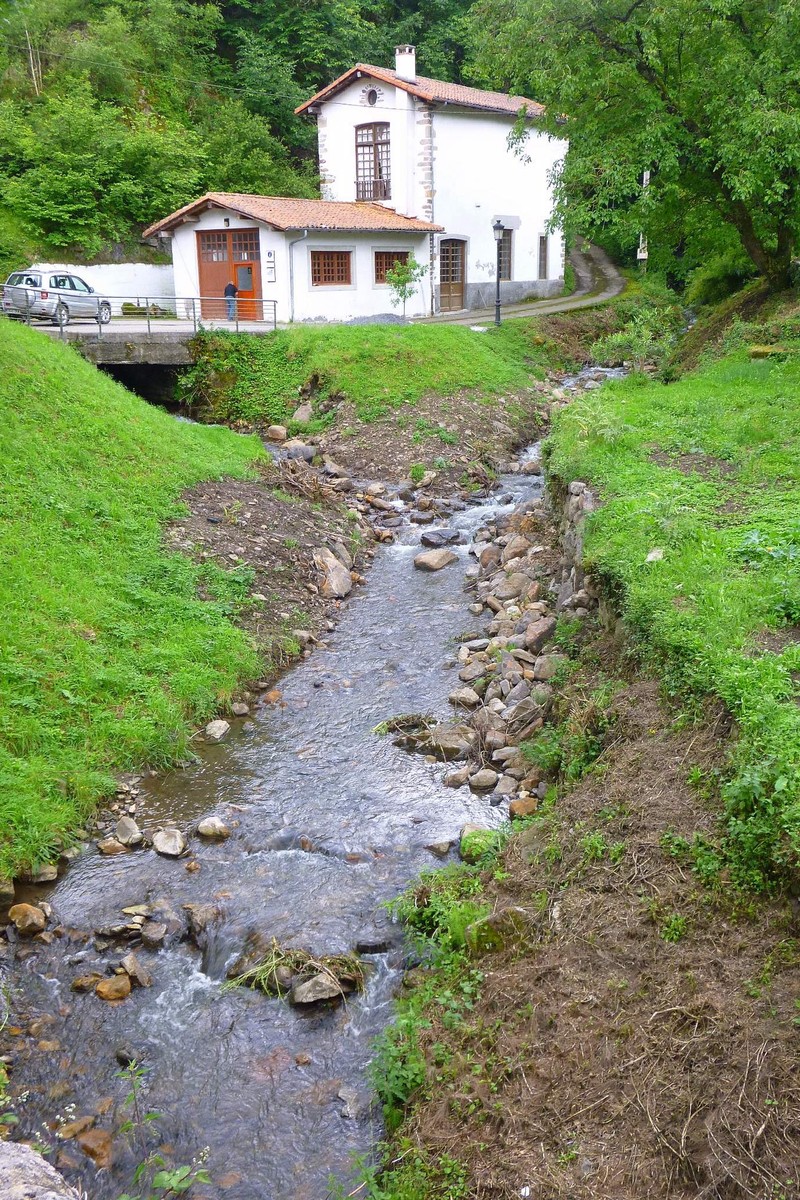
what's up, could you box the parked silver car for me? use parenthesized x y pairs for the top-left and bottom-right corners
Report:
(2, 269), (111, 326)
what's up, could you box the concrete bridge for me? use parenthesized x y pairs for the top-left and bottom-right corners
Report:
(41, 316), (280, 365)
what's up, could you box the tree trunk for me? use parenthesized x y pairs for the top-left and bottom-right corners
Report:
(727, 200), (793, 291)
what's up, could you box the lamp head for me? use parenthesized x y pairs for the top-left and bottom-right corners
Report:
(492, 219), (505, 242)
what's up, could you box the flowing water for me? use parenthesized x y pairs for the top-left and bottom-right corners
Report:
(5, 465), (543, 1198)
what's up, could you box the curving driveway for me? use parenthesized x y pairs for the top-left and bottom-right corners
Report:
(422, 242), (625, 325)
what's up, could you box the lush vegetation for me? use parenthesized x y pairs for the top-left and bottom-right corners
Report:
(548, 347), (800, 890)
(0, 319), (264, 877)
(0, 0), (474, 270)
(471, 0), (800, 290)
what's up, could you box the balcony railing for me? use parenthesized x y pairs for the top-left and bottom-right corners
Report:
(355, 178), (391, 201)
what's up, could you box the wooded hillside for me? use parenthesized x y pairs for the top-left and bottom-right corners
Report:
(0, 0), (473, 271)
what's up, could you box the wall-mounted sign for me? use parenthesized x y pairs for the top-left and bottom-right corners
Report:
(265, 249), (276, 283)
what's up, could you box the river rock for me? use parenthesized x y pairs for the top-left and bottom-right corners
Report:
(95, 974), (131, 1002)
(524, 616), (557, 653)
(313, 547), (352, 598)
(71, 972), (104, 993)
(183, 903), (221, 949)
(97, 838), (129, 856)
(426, 723), (478, 761)
(420, 528), (461, 549)
(469, 768), (498, 791)
(285, 439), (315, 462)
(479, 544), (502, 570)
(413, 548), (458, 572)
(0, 1141), (82, 1199)
(448, 686), (481, 708)
(115, 816), (143, 847)
(425, 841), (453, 858)
(204, 719), (231, 744)
(140, 922), (167, 949)
(75, 1128), (113, 1169)
(8, 903), (46, 936)
(0, 877), (14, 903)
(459, 661), (488, 684)
(494, 573), (532, 601)
(502, 534), (531, 563)
(533, 654), (568, 681)
(292, 401), (313, 424)
(152, 828), (186, 857)
(443, 766), (470, 788)
(120, 953), (152, 988)
(231, 701), (249, 717)
(291, 973), (344, 1005)
(196, 815), (231, 839)
(266, 424), (286, 442)
(509, 795), (539, 819)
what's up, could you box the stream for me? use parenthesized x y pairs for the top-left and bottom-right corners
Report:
(5, 462), (544, 1199)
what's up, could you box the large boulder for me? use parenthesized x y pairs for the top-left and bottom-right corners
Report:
(413, 548), (458, 572)
(313, 547), (352, 598)
(0, 1141), (82, 1199)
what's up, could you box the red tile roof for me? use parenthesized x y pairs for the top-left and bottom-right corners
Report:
(295, 65), (544, 118)
(142, 193), (443, 238)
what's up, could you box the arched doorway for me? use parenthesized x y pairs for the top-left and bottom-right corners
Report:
(439, 239), (466, 311)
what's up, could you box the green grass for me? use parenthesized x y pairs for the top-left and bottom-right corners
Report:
(0, 320), (264, 876)
(548, 349), (800, 890)
(180, 323), (541, 426)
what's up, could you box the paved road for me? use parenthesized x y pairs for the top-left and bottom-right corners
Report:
(423, 243), (625, 325)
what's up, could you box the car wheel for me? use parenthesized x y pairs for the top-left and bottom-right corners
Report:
(98, 302), (112, 325)
(53, 303), (70, 327)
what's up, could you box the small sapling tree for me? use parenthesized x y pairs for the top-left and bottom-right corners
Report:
(385, 254), (428, 318)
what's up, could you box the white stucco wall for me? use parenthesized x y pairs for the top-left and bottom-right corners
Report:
(31, 262), (175, 316)
(431, 110), (565, 303)
(317, 78), (430, 221)
(291, 233), (432, 321)
(168, 208), (431, 323)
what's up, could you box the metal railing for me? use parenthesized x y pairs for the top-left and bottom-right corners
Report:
(3, 291), (278, 337)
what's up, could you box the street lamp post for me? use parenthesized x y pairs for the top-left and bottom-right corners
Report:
(492, 219), (504, 326)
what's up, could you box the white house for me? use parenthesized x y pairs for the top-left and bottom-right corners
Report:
(142, 46), (564, 322)
(143, 193), (440, 322)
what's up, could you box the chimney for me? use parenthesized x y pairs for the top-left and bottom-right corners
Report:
(394, 44), (416, 81)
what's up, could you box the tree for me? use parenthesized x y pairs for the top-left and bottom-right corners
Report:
(385, 254), (428, 317)
(469, 0), (800, 289)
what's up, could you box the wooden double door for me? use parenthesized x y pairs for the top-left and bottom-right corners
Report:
(196, 228), (263, 320)
(439, 239), (466, 311)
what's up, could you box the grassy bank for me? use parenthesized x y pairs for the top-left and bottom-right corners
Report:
(548, 348), (800, 890)
(0, 320), (264, 877)
(178, 280), (677, 430)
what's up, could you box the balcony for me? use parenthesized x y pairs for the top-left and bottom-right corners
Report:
(355, 178), (391, 201)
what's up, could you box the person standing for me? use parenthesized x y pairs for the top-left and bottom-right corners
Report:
(224, 280), (238, 320)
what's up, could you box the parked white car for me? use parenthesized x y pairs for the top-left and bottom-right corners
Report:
(2, 268), (111, 326)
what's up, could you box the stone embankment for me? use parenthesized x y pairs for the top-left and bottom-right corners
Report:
(395, 457), (599, 852)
